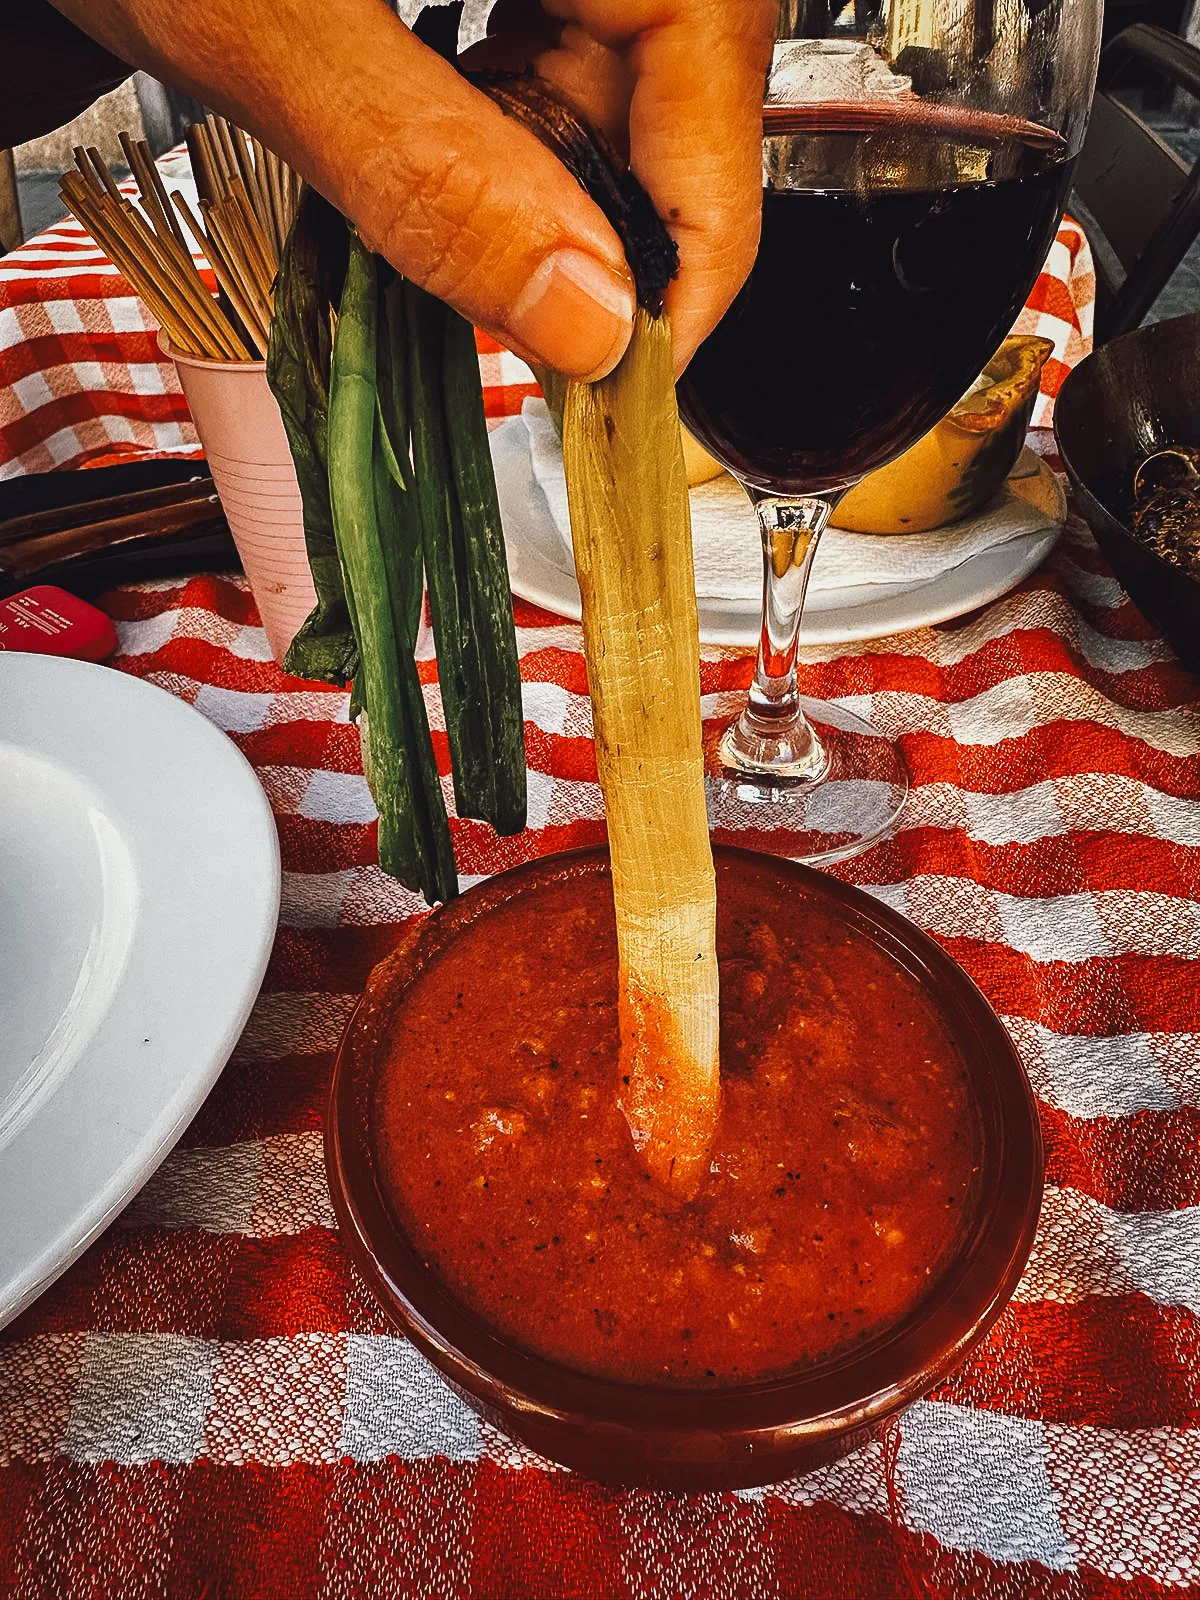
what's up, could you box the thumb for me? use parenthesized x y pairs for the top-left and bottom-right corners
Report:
(318, 25), (635, 381)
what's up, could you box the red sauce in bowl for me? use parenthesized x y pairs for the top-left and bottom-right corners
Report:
(374, 856), (979, 1386)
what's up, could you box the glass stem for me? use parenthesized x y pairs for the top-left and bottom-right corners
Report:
(719, 488), (846, 781)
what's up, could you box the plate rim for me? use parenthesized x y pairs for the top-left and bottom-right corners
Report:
(492, 417), (1061, 647)
(0, 653), (280, 1328)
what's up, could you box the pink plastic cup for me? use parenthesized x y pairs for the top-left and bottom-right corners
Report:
(164, 339), (317, 664)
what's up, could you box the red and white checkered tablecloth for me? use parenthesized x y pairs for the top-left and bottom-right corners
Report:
(3, 191), (1200, 1600)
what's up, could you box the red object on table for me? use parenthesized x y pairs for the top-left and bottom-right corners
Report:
(1, 185), (1198, 1600)
(0, 584), (117, 659)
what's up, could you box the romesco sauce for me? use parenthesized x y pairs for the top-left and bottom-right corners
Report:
(374, 858), (979, 1386)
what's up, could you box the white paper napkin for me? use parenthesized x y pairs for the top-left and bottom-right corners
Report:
(523, 399), (1059, 603)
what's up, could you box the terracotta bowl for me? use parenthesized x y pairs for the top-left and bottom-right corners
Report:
(1055, 311), (1200, 674)
(326, 846), (1042, 1491)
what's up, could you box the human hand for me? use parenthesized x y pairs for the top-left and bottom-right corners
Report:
(48, 0), (772, 377)
(471, 0), (775, 375)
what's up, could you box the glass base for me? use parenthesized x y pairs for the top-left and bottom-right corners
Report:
(708, 697), (908, 865)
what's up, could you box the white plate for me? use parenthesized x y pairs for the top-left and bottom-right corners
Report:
(0, 654), (280, 1327)
(493, 419), (1061, 647)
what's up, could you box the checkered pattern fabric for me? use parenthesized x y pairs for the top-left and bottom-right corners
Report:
(3, 189), (1200, 1598)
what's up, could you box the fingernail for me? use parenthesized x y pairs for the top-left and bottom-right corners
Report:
(509, 248), (634, 381)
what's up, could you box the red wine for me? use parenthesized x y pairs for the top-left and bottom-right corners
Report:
(677, 107), (1074, 494)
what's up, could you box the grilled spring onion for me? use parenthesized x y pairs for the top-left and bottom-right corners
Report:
(564, 311), (720, 1200)
(375, 270), (423, 652)
(268, 187), (357, 687)
(405, 283), (525, 834)
(270, 201), (526, 900)
(478, 67), (718, 1193)
(274, 27), (720, 1190)
(328, 237), (457, 904)
(270, 5), (526, 903)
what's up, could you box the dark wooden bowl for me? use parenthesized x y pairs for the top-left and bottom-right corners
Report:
(1055, 312), (1200, 673)
(326, 846), (1043, 1491)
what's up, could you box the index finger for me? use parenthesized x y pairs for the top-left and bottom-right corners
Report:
(545, 0), (775, 372)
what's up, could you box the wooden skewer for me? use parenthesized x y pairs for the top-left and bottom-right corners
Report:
(168, 190), (257, 350)
(248, 136), (280, 253)
(202, 122), (229, 202)
(201, 197), (269, 304)
(131, 134), (191, 253)
(228, 125), (273, 246)
(201, 117), (226, 193)
(266, 150), (289, 258)
(203, 204), (272, 337)
(87, 250), (200, 353)
(119, 135), (176, 247)
(117, 132), (145, 189)
(62, 179), (213, 356)
(65, 161), (248, 362)
(203, 121), (228, 198)
(86, 146), (125, 204)
(62, 118), (297, 364)
(115, 195), (246, 360)
(72, 147), (101, 195)
(172, 191), (268, 358)
(274, 150), (297, 246)
(184, 126), (220, 208)
(195, 211), (270, 356)
(99, 148), (181, 276)
(258, 149), (279, 257)
(103, 186), (231, 348)
(233, 199), (276, 299)
(223, 178), (276, 284)
(212, 117), (244, 203)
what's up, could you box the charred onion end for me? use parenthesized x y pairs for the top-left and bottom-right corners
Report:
(564, 309), (720, 1199)
(468, 69), (679, 314)
(270, 186), (357, 686)
(618, 981), (722, 1202)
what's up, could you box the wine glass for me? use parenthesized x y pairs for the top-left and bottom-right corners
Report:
(677, 0), (1101, 862)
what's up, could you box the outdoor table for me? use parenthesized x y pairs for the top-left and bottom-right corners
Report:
(2, 190), (1198, 1599)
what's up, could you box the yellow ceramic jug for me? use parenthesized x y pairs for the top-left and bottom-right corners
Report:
(835, 335), (1055, 533)
(540, 334), (1053, 519)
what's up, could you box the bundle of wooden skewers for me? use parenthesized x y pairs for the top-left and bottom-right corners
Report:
(59, 116), (300, 362)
